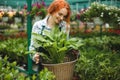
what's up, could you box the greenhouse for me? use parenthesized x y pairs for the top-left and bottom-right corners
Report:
(0, 0), (120, 80)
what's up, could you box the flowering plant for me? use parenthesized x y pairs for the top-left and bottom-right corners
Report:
(13, 11), (25, 23)
(79, 2), (120, 27)
(2, 12), (8, 17)
(70, 12), (80, 21)
(13, 11), (24, 18)
(28, 2), (47, 19)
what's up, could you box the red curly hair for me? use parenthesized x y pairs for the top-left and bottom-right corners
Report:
(47, 0), (71, 24)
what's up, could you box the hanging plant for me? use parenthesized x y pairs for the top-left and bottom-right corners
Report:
(2, 12), (9, 22)
(30, 2), (47, 19)
(13, 11), (24, 23)
(79, 2), (120, 27)
(2, 12), (8, 17)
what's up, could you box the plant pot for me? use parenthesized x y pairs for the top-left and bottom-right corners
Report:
(2, 17), (8, 22)
(42, 59), (77, 80)
(14, 17), (22, 23)
(93, 17), (103, 25)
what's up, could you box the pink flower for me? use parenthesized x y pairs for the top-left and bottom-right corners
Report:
(41, 1), (46, 6)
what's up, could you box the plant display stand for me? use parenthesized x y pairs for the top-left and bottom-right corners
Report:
(42, 59), (77, 80)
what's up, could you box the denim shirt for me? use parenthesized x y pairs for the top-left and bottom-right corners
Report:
(29, 16), (70, 51)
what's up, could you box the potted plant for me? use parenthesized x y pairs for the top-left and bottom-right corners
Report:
(13, 11), (23, 23)
(30, 2), (47, 20)
(32, 27), (83, 80)
(2, 12), (9, 22)
(39, 68), (55, 80)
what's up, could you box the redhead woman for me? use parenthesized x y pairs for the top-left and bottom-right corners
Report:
(29, 0), (71, 64)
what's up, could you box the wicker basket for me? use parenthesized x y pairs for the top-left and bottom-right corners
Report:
(42, 59), (77, 80)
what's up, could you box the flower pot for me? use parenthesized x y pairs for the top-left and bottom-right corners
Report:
(42, 59), (77, 80)
(2, 17), (8, 22)
(93, 17), (103, 25)
(14, 17), (22, 23)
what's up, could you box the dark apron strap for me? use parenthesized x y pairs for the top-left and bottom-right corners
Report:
(37, 25), (46, 72)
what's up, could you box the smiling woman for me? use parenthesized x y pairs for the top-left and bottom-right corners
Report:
(28, 0), (74, 79)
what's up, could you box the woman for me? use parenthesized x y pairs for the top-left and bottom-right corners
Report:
(29, 0), (71, 64)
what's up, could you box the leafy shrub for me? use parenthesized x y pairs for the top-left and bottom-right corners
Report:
(75, 49), (120, 80)
(0, 56), (55, 80)
(39, 68), (55, 80)
(0, 56), (29, 80)
(75, 35), (120, 80)
(0, 38), (28, 65)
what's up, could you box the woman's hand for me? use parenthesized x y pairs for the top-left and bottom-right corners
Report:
(33, 52), (40, 64)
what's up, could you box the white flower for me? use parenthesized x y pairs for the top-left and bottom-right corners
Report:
(117, 17), (120, 21)
(100, 12), (104, 17)
(101, 12), (104, 15)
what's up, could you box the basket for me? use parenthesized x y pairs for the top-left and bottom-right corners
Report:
(42, 59), (77, 80)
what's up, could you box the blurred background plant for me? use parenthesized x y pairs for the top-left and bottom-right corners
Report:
(24, 1), (47, 19)
(79, 2), (120, 28)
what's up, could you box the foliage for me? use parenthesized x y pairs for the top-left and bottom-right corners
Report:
(70, 11), (80, 22)
(0, 56), (55, 80)
(80, 2), (120, 27)
(0, 56), (30, 80)
(13, 11), (25, 23)
(0, 38), (28, 64)
(2, 12), (8, 17)
(39, 68), (55, 80)
(32, 27), (83, 64)
(30, 2), (47, 19)
(75, 35), (120, 80)
(76, 50), (120, 80)
(0, 23), (10, 29)
(13, 11), (24, 17)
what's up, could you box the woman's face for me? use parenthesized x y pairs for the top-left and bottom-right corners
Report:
(52, 8), (68, 24)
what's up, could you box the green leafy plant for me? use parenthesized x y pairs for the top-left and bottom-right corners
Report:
(0, 38), (28, 64)
(0, 56), (30, 80)
(39, 68), (55, 80)
(0, 56), (56, 80)
(32, 27), (83, 64)
(0, 23), (10, 30)
(75, 35), (120, 80)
